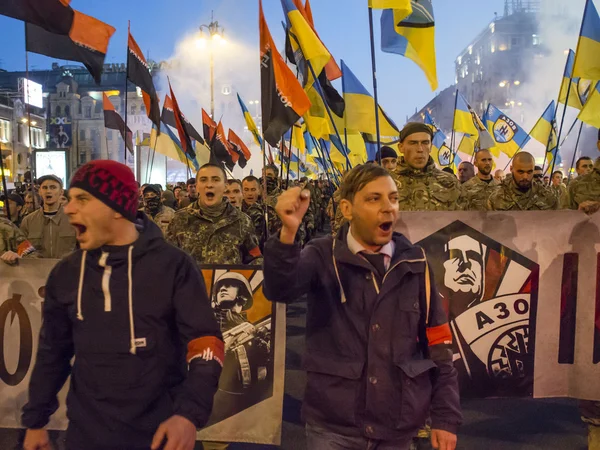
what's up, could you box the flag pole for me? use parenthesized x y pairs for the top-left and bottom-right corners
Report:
(367, 7), (382, 162)
(450, 89), (459, 160)
(23, 25), (36, 205)
(0, 142), (10, 222)
(124, 21), (131, 163)
(104, 131), (110, 160)
(279, 136), (286, 186)
(567, 121), (584, 182)
(549, 79), (573, 178)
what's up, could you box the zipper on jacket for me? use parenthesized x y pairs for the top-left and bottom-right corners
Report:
(371, 273), (380, 294)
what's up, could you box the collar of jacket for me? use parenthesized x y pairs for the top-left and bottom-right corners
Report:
(187, 199), (242, 226)
(332, 222), (425, 302)
(40, 206), (66, 223)
(396, 157), (436, 177)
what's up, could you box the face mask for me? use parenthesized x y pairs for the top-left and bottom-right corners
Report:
(145, 197), (161, 214)
(265, 176), (279, 194)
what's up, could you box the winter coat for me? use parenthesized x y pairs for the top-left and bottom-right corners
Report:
(263, 223), (462, 441)
(22, 213), (223, 450)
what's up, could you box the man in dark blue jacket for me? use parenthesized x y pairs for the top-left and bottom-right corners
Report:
(22, 160), (223, 450)
(264, 163), (462, 450)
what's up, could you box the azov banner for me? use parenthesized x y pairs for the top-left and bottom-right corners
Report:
(398, 211), (600, 401)
(0, 261), (286, 446)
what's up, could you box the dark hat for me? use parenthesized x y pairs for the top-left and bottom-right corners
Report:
(7, 193), (24, 206)
(37, 174), (63, 187)
(186, 177), (196, 186)
(142, 184), (161, 196)
(70, 160), (139, 222)
(376, 145), (398, 160)
(399, 122), (434, 142)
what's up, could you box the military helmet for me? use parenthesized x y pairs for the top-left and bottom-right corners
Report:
(212, 272), (254, 311)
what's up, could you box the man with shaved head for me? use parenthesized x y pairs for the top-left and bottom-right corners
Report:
(459, 150), (501, 211)
(487, 152), (558, 210)
(457, 161), (475, 184)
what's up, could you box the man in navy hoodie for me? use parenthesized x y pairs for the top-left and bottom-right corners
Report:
(22, 160), (223, 450)
(264, 163), (462, 450)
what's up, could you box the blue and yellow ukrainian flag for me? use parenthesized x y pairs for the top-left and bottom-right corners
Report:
(281, 0), (330, 85)
(484, 104), (531, 159)
(559, 50), (584, 110)
(453, 92), (496, 149)
(380, 1), (438, 91)
(369, 0), (412, 17)
(237, 93), (263, 148)
(341, 60), (400, 137)
(530, 101), (558, 149)
(424, 111), (451, 167)
(573, 0), (600, 80)
(578, 81), (600, 128)
(151, 122), (201, 170)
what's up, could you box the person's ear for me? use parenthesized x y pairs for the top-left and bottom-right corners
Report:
(340, 198), (353, 221)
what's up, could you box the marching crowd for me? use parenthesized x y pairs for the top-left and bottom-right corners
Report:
(0, 121), (599, 449)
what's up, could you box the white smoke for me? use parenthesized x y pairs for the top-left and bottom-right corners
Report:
(519, 0), (587, 170)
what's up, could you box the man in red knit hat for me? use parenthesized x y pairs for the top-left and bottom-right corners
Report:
(22, 160), (223, 450)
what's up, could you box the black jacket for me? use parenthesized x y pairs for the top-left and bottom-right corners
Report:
(264, 224), (462, 442)
(22, 213), (223, 450)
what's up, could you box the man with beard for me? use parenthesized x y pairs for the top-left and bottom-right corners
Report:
(143, 184), (175, 235)
(20, 175), (77, 258)
(22, 160), (222, 450)
(264, 164), (461, 450)
(394, 123), (461, 211)
(166, 164), (262, 265)
(487, 152), (558, 210)
(224, 179), (244, 209)
(459, 150), (500, 211)
(457, 162), (475, 184)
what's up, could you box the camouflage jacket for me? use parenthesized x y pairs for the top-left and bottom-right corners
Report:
(147, 205), (176, 235)
(458, 176), (501, 211)
(165, 200), (262, 266)
(265, 188), (312, 246)
(245, 201), (278, 249)
(568, 166), (600, 210)
(550, 184), (569, 210)
(394, 158), (461, 211)
(0, 217), (37, 258)
(487, 178), (558, 211)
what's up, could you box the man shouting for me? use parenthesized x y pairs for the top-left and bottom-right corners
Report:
(22, 160), (223, 450)
(264, 163), (462, 449)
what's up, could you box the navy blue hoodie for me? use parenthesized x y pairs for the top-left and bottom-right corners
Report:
(22, 213), (223, 450)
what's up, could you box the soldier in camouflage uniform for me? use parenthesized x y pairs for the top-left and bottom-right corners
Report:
(0, 216), (37, 265)
(458, 150), (500, 211)
(142, 184), (175, 235)
(394, 123), (461, 211)
(165, 164), (262, 266)
(569, 157), (600, 213)
(550, 171), (569, 209)
(487, 152), (558, 211)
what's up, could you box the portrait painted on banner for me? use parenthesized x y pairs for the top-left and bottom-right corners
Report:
(418, 221), (539, 398)
(200, 267), (274, 426)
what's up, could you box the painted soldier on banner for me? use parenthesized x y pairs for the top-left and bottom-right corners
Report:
(418, 221), (539, 398)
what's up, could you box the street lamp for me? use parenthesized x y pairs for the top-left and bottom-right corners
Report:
(198, 11), (226, 119)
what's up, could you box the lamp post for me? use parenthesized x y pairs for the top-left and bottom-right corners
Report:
(197, 12), (226, 119)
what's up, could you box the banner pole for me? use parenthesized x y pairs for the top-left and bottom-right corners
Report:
(367, 7), (382, 161)
(567, 121), (584, 182)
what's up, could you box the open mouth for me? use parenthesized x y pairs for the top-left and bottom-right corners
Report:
(72, 223), (87, 238)
(379, 221), (393, 232)
(205, 192), (215, 200)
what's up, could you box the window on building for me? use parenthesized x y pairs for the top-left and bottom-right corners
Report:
(107, 130), (113, 140)
(0, 119), (10, 143)
(511, 37), (520, 47)
(84, 106), (92, 118)
(140, 105), (146, 114)
(79, 129), (86, 141)
(31, 127), (45, 149)
(55, 105), (62, 117)
(130, 104), (137, 115)
(65, 105), (71, 117)
(17, 124), (22, 143)
(532, 34), (540, 46)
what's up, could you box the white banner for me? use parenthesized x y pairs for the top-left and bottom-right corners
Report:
(0, 261), (286, 446)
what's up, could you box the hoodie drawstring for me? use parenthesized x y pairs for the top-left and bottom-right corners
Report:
(127, 245), (136, 355)
(98, 252), (112, 312)
(76, 251), (87, 321)
(75, 246), (137, 356)
(332, 240), (347, 304)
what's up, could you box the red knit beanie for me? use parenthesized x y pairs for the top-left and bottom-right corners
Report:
(70, 160), (139, 222)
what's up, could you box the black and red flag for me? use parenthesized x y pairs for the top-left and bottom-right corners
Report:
(211, 122), (235, 171)
(259, 0), (310, 147)
(128, 31), (161, 131)
(202, 109), (217, 142)
(168, 79), (196, 161)
(103, 93), (133, 154)
(228, 129), (252, 169)
(162, 95), (206, 146)
(1, 0), (115, 84)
